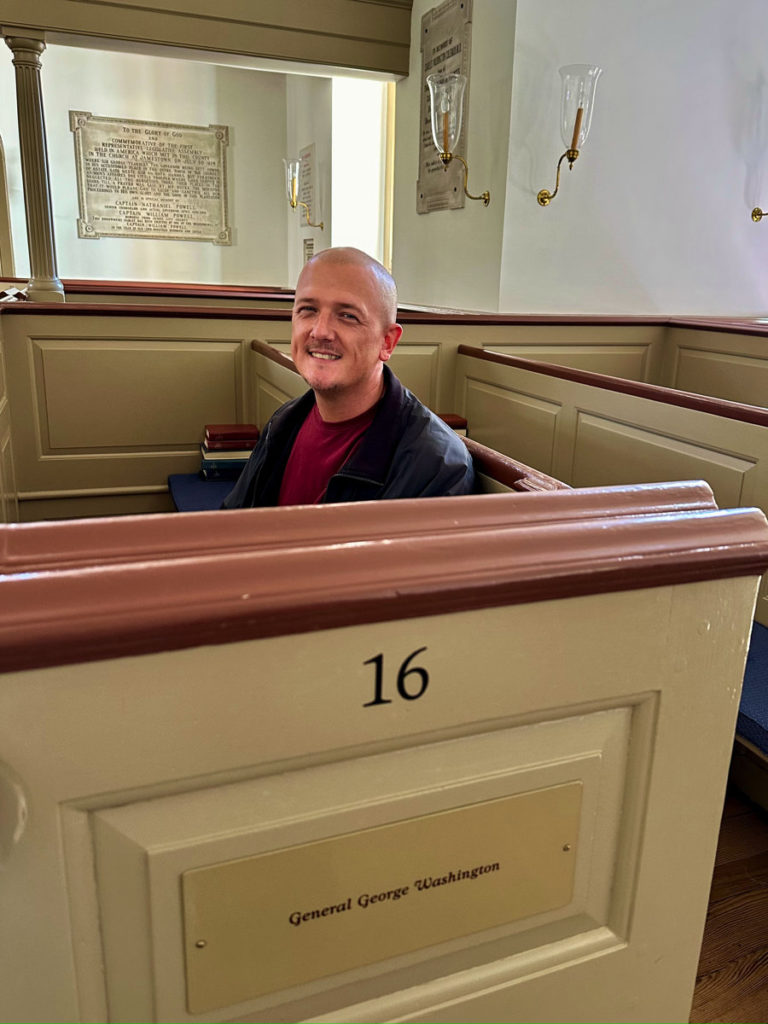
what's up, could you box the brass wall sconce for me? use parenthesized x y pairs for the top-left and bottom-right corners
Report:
(283, 157), (323, 229)
(752, 207), (768, 222)
(537, 64), (602, 206)
(426, 71), (490, 206)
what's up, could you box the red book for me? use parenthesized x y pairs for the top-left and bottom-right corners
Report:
(204, 423), (259, 443)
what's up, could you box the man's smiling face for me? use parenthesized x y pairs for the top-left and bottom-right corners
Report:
(290, 256), (401, 421)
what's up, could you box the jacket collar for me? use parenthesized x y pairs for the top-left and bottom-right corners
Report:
(265, 365), (406, 495)
(333, 365), (406, 485)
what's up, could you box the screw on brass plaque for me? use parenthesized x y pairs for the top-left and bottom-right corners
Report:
(195, 940), (207, 949)
(562, 843), (572, 852)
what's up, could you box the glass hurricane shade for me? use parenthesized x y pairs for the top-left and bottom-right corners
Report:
(427, 71), (466, 155)
(558, 64), (602, 151)
(283, 157), (300, 205)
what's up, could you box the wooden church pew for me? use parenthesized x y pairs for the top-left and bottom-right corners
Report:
(2, 304), (765, 522)
(162, 339), (571, 511)
(454, 343), (768, 820)
(0, 488), (766, 1022)
(454, 344), (768, 625)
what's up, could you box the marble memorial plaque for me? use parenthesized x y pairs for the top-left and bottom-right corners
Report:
(70, 111), (231, 244)
(417, 0), (473, 213)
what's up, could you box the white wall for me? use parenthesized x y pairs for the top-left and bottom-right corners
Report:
(285, 76), (332, 286)
(9, 3), (768, 315)
(391, 0), (516, 312)
(392, 0), (768, 316)
(498, 0), (768, 315)
(0, 44), (289, 286)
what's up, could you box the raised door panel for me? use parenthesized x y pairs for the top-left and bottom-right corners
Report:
(463, 379), (560, 474)
(571, 412), (756, 508)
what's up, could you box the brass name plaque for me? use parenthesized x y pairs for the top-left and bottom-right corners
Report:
(181, 782), (581, 1012)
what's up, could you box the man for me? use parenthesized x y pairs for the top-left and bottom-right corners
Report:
(223, 247), (475, 508)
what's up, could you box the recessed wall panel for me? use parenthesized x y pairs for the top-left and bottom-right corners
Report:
(572, 412), (755, 507)
(465, 378), (560, 472)
(35, 339), (240, 450)
(673, 347), (768, 408)
(388, 344), (440, 407)
(486, 344), (650, 381)
(256, 379), (300, 425)
(92, 702), (632, 1023)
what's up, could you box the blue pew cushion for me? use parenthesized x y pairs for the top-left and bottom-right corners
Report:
(737, 621), (768, 755)
(168, 473), (234, 512)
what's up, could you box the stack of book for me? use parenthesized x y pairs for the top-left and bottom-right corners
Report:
(200, 423), (260, 479)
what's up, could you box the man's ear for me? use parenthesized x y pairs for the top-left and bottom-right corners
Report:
(379, 323), (403, 362)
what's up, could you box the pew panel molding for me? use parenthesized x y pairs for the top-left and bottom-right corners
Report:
(0, 310), (288, 518)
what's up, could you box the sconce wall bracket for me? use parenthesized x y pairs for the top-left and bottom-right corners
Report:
(538, 149), (579, 207)
(440, 152), (490, 206)
(292, 199), (324, 231)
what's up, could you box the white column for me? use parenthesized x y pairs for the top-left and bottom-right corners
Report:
(4, 33), (64, 302)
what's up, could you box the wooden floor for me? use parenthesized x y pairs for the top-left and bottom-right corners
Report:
(690, 785), (768, 1023)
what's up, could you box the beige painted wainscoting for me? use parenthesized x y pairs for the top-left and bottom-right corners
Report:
(0, 305), (767, 522)
(0, 488), (766, 1022)
(0, 310), (289, 520)
(454, 348), (768, 626)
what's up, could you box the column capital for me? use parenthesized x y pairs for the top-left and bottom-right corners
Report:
(4, 35), (46, 67)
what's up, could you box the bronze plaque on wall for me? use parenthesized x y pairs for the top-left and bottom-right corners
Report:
(70, 111), (231, 244)
(181, 782), (581, 1012)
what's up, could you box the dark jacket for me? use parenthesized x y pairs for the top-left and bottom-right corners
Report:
(222, 366), (475, 507)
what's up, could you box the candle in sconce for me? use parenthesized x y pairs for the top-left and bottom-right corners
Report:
(442, 111), (449, 153)
(570, 107), (584, 152)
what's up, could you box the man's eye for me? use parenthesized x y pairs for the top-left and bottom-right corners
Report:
(340, 312), (359, 322)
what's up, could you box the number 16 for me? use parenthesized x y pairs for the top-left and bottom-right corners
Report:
(362, 647), (429, 707)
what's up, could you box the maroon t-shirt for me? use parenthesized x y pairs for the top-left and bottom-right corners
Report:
(278, 403), (377, 505)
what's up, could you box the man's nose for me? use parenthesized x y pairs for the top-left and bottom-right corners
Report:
(310, 310), (334, 339)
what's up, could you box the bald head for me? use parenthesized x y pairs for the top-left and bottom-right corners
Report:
(298, 247), (398, 328)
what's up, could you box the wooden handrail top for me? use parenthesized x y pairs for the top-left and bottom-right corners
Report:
(1, 277), (294, 301)
(1, 498), (766, 673)
(252, 337), (297, 371)
(0, 482), (718, 575)
(2, 299), (768, 335)
(462, 437), (570, 492)
(458, 345), (768, 428)
(0, 302), (297, 321)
